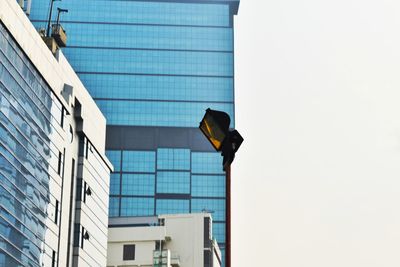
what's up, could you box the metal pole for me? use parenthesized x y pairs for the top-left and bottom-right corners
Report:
(56, 8), (61, 26)
(225, 164), (231, 267)
(46, 0), (54, 36)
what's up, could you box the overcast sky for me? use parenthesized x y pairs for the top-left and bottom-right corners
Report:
(232, 0), (400, 266)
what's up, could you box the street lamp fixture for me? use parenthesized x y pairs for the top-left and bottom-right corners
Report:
(199, 108), (244, 267)
(199, 108), (243, 170)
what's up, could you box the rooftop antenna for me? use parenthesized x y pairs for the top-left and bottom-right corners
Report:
(46, 0), (61, 36)
(55, 7), (68, 26)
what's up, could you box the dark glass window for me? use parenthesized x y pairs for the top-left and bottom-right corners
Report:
(57, 150), (63, 175)
(204, 217), (211, 248)
(52, 250), (56, 267)
(54, 200), (59, 225)
(123, 244), (135, 261)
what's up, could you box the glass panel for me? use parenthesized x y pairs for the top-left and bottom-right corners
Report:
(64, 23), (233, 51)
(63, 48), (233, 77)
(213, 222), (226, 243)
(121, 174), (155, 196)
(191, 152), (225, 174)
(192, 175), (225, 197)
(30, 1), (230, 27)
(191, 199), (225, 221)
(109, 173), (120, 195)
(106, 150), (121, 172)
(97, 100), (234, 128)
(122, 151), (155, 172)
(157, 148), (190, 170)
(109, 197), (119, 217)
(82, 74), (233, 102)
(156, 199), (189, 215)
(120, 197), (154, 216)
(156, 171), (190, 194)
(0, 23), (61, 266)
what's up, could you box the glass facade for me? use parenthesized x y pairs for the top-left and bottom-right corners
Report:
(0, 22), (65, 266)
(30, 0), (239, 265)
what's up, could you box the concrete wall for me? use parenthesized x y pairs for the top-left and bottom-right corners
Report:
(161, 214), (206, 267)
(107, 214), (221, 267)
(108, 226), (165, 267)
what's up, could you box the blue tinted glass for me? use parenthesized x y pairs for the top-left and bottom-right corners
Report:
(81, 74), (233, 104)
(28, 0), (235, 266)
(157, 172), (190, 194)
(122, 151), (155, 172)
(97, 100), (234, 128)
(156, 199), (189, 215)
(109, 197), (120, 217)
(0, 180), (47, 239)
(0, 23), (57, 265)
(191, 199), (225, 221)
(63, 48), (233, 77)
(0, 106), (53, 177)
(106, 150), (121, 171)
(0, 220), (41, 266)
(192, 175), (225, 197)
(109, 173), (120, 195)
(0, 42), (52, 136)
(64, 23), (233, 51)
(30, 1), (230, 27)
(157, 148), (190, 170)
(191, 152), (225, 174)
(121, 197), (154, 216)
(0, 253), (24, 267)
(213, 222), (226, 243)
(121, 174), (155, 196)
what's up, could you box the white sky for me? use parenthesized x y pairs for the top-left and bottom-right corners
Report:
(232, 0), (400, 266)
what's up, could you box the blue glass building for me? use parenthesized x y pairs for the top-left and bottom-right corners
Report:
(30, 0), (240, 265)
(0, 21), (65, 266)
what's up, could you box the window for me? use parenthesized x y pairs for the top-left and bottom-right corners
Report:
(157, 148), (190, 170)
(51, 250), (56, 267)
(54, 200), (59, 225)
(123, 244), (135, 261)
(120, 197), (154, 216)
(204, 217), (211, 248)
(122, 150), (155, 172)
(156, 199), (189, 215)
(57, 150), (64, 175)
(156, 171), (190, 194)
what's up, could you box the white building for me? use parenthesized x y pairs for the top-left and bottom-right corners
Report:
(0, 0), (112, 266)
(107, 213), (222, 267)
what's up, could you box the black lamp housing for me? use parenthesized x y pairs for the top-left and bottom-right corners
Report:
(199, 108), (243, 170)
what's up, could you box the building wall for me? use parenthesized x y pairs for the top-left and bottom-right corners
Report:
(72, 136), (111, 267)
(161, 213), (205, 267)
(29, 1), (240, 265)
(107, 213), (221, 267)
(0, 0), (112, 266)
(108, 225), (165, 267)
(0, 20), (65, 266)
